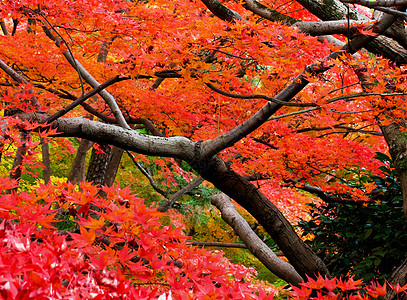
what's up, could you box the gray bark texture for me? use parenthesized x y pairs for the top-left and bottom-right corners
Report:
(211, 193), (304, 285)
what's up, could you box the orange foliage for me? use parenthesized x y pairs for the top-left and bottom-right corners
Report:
(0, 0), (393, 199)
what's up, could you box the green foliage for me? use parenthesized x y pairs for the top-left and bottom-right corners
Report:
(298, 153), (407, 282)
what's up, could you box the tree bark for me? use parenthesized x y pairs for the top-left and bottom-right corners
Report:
(41, 138), (51, 184)
(211, 193), (304, 286)
(86, 143), (112, 187)
(103, 146), (124, 187)
(388, 258), (407, 300)
(193, 155), (330, 279)
(294, 0), (407, 63)
(7, 131), (27, 193)
(381, 123), (407, 218)
(68, 138), (94, 184)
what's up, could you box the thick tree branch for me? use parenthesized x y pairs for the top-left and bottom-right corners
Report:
(242, 0), (297, 24)
(371, 6), (407, 20)
(296, 0), (407, 63)
(211, 193), (303, 286)
(18, 112), (329, 280)
(200, 0), (245, 22)
(341, 0), (407, 7)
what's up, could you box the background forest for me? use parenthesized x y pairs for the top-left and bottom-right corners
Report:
(2, 0), (407, 299)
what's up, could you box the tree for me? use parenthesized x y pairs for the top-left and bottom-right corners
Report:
(1, 0), (407, 296)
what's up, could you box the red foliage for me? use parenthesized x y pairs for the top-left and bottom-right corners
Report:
(289, 275), (405, 299)
(0, 178), (276, 299)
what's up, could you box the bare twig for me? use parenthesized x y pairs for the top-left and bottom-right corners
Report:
(206, 83), (318, 107)
(45, 75), (130, 123)
(126, 150), (168, 197)
(157, 177), (205, 212)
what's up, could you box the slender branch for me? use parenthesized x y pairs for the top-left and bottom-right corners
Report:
(189, 240), (284, 254)
(325, 91), (407, 103)
(188, 240), (249, 249)
(250, 136), (278, 149)
(45, 75), (130, 123)
(206, 83), (318, 107)
(207, 49), (255, 60)
(126, 150), (168, 197)
(37, 12), (86, 95)
(286, 179), (348, 203)
(40, 24), (131, 129)
(297, 125), (383, 136)
(268, 108), (319, 120)
(157, 177), (205, 212)
(286, 179), (375, 204)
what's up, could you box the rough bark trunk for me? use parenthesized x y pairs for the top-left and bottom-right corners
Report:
(41, 138), (51, 184)
(191, 154), (330, 279)
(68, 138), (94, 184)
(381, 123), (407, 218)
(86, 143), (112, 187)
(388, 258), (407, 300)
(7, 131), (27, 193)
(103, 146), (124, 187)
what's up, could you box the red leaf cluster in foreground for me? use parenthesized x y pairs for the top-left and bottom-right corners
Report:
(290, 275), (406, 299)
(0, 178), (277, 299)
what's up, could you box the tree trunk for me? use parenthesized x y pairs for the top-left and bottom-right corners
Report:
(68, 138), (93, 184)
(211, 193), (304, 285)
(86, 143), (112, 187)
(103, 146), (124, 187)
(190, 154), (330, 279)
(381, 123), (407, 218)
(41, 138), (51, 184)
(86, 38), (124, 189)
(7, 131), (27, 193)
(388, 258), (407, 300)
(97, 146), (124, 198)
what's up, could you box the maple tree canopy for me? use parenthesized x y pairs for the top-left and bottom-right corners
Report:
(2, 0), (407, 297)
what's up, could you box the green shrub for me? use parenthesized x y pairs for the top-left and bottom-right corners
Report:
(298, 153), (407, 282)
